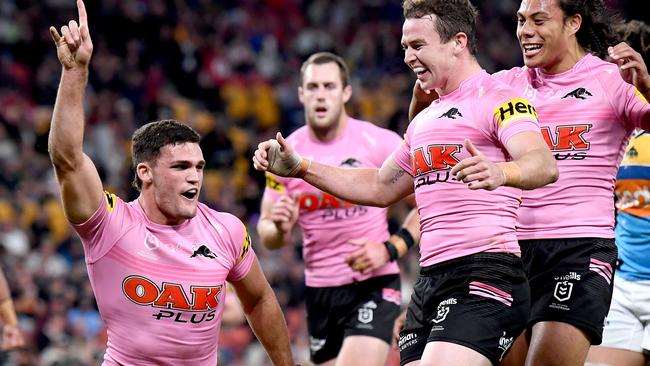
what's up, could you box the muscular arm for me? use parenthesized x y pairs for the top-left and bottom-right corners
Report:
(231, 259), (293, 366)
(302, 157), (414, 207)
(253, 134), (414, 207)
(0, 269), (16, 326)
(0, 267), (24, 351)
(48, 0), (103, 224)
(502, 131), (559, 190)
(452, 132), (558, 191)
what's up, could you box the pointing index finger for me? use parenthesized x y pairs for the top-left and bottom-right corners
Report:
(77, 0), (89, 30)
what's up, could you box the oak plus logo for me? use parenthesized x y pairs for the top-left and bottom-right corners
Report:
(297, 191), (367, 221)
(122, 275), (222, 324)
(412, 144), (461, 189)
(540, 124), (592, 161)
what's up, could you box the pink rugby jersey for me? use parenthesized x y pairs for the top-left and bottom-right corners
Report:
(392, 70), (541, 267)
(264, 118), (401, 287)
(494, 54), (650, 240)
(73, 192), (255, 365)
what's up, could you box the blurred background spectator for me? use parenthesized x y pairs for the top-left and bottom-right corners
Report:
(0, 0), (647, 365)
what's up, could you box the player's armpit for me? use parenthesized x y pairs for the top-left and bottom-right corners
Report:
(55, 153), (104, 224)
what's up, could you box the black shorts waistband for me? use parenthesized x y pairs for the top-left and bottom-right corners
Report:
(420, 252), (520, 276)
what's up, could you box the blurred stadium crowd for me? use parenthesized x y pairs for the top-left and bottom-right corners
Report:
(0, 0), (646, 365)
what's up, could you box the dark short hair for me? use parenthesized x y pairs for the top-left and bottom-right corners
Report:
(300, 52), (351, 87)
(402, 0), (478, 55)
(131, 119), (201, 190)
(557, 0), (622, 59)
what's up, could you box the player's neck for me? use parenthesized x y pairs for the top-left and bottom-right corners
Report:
(137, 193), (186, 226)
(541, 45), (586, 74)
(438, 58), (482, 96)
(310, 114), (348, 142)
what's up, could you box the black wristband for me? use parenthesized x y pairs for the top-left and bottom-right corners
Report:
(383, 241), (399, 262)
(395, 227), (416, 249)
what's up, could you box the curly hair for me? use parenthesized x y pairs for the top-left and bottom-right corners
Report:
(615, 20), (650, 63)
(558, 0), (622, 59)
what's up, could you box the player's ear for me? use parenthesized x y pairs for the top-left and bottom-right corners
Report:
(298, 86), (305, 104)
(453, 32), (468, 54)
(342, 84), (352, 103)
(137, 162), (153, 186)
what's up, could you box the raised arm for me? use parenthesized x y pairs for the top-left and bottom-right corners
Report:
(608, 43), (650, 131)
(257, 194), (299, 250)
(252, 133), (414, 207)
(230, 258), (294, 366)
(408, 80), (438, 121)
(48, 0), (103, 224)
(0, 268), (24, 351)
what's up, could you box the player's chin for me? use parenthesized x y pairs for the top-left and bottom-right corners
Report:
(179, 205), (198, 219)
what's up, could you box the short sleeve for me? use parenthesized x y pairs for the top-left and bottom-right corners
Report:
(490, 96), (541, 145)
(391, 131), (414, 176)
(225, 218), (256, 282)
(73, 191), (130, 263)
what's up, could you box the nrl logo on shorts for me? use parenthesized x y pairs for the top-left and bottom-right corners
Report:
(553, 281), (573, 302)
(431, 298), (456, 324)
(309, 336), (326, 352)
(358, 301), (377, 324)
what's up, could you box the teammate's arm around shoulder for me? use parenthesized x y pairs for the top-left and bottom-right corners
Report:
(48, 0), (103, 224)
(230, 258), (295, 365)
(253, 132), (414, 207)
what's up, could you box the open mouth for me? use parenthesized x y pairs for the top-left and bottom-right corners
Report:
(522, 44), (542, 56)
(413, 67), (430, 80)
(181, 189), (198, 199)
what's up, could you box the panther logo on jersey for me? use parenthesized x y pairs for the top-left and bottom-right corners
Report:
(562, 87), (593, 100)
(438, 108), (463, 119)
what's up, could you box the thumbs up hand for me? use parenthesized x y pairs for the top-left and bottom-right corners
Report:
(252, 132), (311, 178)
(450, 139), (506, 190)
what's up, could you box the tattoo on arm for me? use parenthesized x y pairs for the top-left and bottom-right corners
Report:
(390, 169), (406, 184)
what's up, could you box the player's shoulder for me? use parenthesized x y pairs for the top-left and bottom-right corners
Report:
(104, 190), (134, 215)
(492, 65), (529, 85)
(481, 73), (529, 104)
(285, 125), (309, 142)
(196, 203), (245, 236)
(349, 117), (401, 140)
(580, 54), (624, 83)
